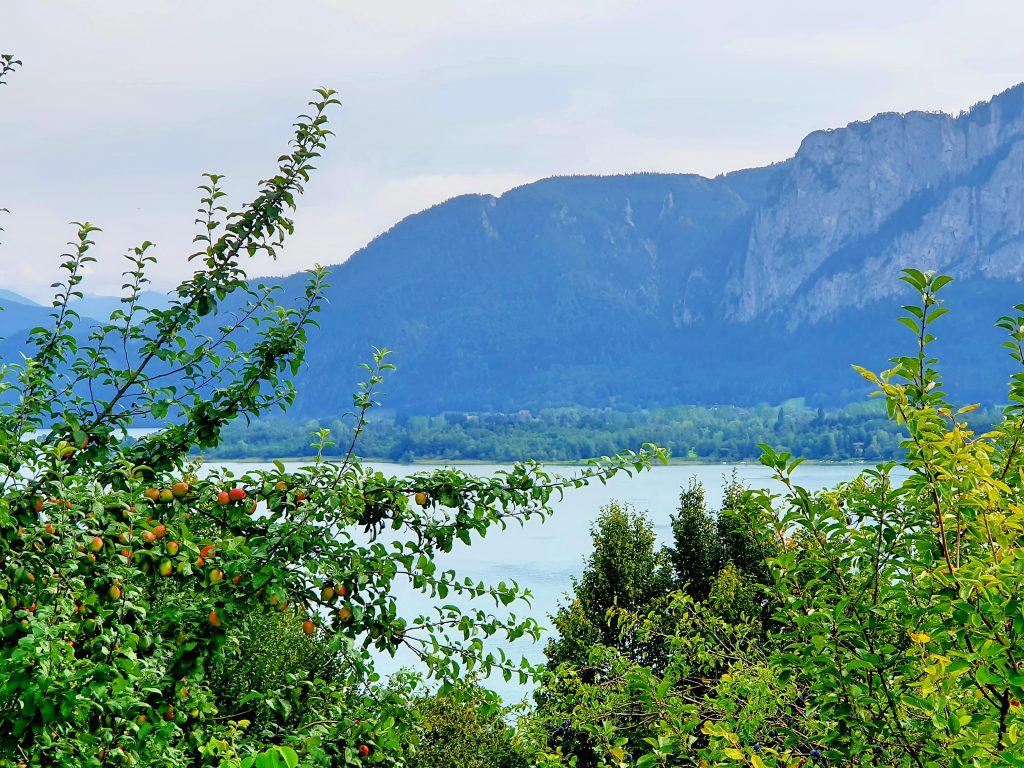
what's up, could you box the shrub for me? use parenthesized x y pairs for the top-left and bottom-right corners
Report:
(0, 57), (665, 766)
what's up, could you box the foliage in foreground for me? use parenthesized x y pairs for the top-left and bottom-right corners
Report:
(0, 59), (666, 767)
(524, 270), (1024, 768)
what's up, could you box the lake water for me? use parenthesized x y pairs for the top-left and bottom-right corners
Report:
(212, 460), (901, 703)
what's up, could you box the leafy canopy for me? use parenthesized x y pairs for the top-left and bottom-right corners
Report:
(0, 57), (666, 767)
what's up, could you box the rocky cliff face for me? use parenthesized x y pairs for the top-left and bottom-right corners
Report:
(6, 83), (1024, 414)
(727, 84), (1024, 327)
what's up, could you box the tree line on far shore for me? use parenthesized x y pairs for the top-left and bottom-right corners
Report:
(202, 400), (1002, 463)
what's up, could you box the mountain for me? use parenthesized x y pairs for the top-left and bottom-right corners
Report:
(0, 290), (38, 306)
(67, 291), (172, 322)
(7, 84), (1024, 416)
(273, 84), (1024, 416)
(0, 290), (171, 342)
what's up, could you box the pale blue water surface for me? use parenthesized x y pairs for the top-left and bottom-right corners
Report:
(211, 460), (906, 704)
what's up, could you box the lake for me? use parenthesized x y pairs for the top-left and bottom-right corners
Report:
(212, 459), (900, 703)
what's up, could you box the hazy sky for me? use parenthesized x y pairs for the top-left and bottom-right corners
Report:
(4, 1), (1024, 301)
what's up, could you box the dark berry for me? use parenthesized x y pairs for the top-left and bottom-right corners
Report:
(810, 749), (822, 759)
(753, 742), (762, 752)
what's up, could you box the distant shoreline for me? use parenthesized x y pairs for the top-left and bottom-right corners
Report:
(202, 454), (881, 468)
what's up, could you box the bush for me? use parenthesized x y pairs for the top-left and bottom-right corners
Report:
(528, 270), (1024, 767)
(0, 56), (666, 766)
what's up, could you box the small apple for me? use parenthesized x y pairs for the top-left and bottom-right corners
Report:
(142, 531), (156, 543)
(302, 619), (315, 635)
(338, 606), (353, 622)
(209, 568), (224, 584)
(216, 491), (230, 505)
(414, 491), (428, 506)
(171, 481), (189, 498)
(89, 536), (104, 553)
(158, 489), (174, 503)
(228, 487), (247, 502)
(143, 488), (160, 502)
(159, 559), (173, 577)
(358, 744), (371, 757)
(166, 540), (179, 556)
(109, 585), (122, 601)
(208, 609), (221, 628)
(152, 524), (167, 539)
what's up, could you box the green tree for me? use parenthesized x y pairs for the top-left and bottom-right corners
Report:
(667, 472), (775, 608)
(667, 478), (722, 600)
(544, 502), (672, 672)
(527, 270), (1024, 768)
(406, 682), (529, 768)
(0, 57), (666, 766)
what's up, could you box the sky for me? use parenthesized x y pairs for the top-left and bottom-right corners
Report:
(4, 0), (1024, 302)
